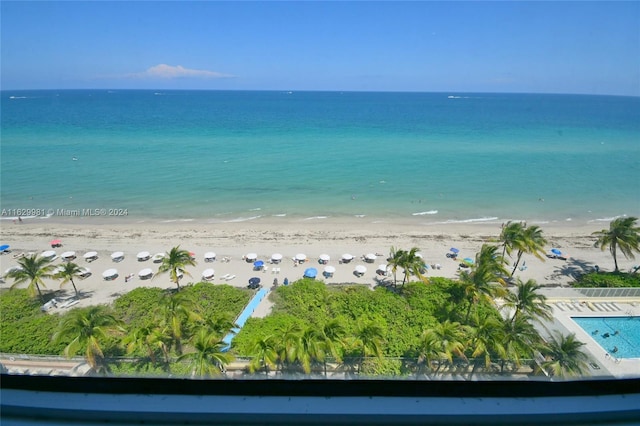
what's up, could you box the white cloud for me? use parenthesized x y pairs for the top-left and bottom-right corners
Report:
(128, 64), (234, 79)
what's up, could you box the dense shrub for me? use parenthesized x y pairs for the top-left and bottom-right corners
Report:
(573, 272), (640, 288)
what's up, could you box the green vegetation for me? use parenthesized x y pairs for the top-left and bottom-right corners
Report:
(573, 271), (640, 288)
(592, 216), (640, 272)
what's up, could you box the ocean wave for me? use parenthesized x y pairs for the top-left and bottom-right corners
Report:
(588, 214), (627, 223)
(225, 215), (262, 223)
(9, 96), (29, 99)
(354, 214), (366, 218)
(272, 214), (287, 217)
(248, 208), (262, 211)
(160, 218), (195, 223)
(432, 217), (500, 224)
(412, 210), (438, 216)
(302, 216), (329, 221)
(0, 214), (52, 221)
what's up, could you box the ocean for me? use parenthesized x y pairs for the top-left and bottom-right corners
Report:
(1, 90), (638, 226)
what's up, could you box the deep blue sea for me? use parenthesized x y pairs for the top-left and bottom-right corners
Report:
(1, 90), (638, 225)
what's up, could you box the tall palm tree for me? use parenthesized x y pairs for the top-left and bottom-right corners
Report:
(155, 246), (196, 291)
(499, 221), (525, 260)
(249, 334), (279, 377)
(156, 292), (202, 355)
(421, 320), (468, 374)
(53, 305), (124, 373)
(466, 314), (506, 380)
(123, 325), (171, 366)
(500, 315), (540, 373)
(387, 246), (405, 287)
(592, 216), (640, 272)
(502, 278), (553, 323)
(388, 247), (427, 289)
(295, 326), (326, 374)
(353, 320), (384, 374)
(540, 332), (589, 379)
(459, 247), (507, 323)
(474, 244), (509, 281)
(274, 323), (303, 373)
(319, 319), (346, 377)
(414, 329), (442, 378)
(178, 328), (233, 378)
(7, 254), (55, 302)
(509, 225), (548, 278)
(54, 261), (84, 299)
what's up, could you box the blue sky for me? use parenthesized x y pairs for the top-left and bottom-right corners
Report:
(1, 1), (639, 95)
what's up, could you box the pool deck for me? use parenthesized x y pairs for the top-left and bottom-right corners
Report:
(536, 288), (640, 379)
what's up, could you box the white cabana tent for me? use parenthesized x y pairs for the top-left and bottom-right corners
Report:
(61, 251), (76, 261)
(202, 268), (215, 280)
(137, 251), (151, 261)
(354, 265), (367, 277)
(364, 253), (377, 263)
(152, 253), (165, 263)
(319, 254), (330, 264)
(102, 268), (118, 280)
(376, 264), (388, 276)
(271, 253), (283, 264)
(138, 268), (153, 279)
(204, 252), (216, 262)
(323, 265), (336, 278)
(341, 254), (354, 263)
(41, 250), (57, 260)
(83, 251), (98, 262)
(111, 251), (124, 262)
(295, 253), (307, 263)
(245, 253), (258, 262)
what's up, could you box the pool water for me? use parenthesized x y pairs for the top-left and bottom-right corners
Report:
(572, 317), (640, 359)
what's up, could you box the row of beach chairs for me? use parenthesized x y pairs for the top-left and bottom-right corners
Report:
(554, 301), (622, 312)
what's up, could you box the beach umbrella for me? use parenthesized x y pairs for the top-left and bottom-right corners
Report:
(319, 254), (330, 263)
(354, 265), (367, 274)
(295, 253), (307, 262)
(248, 277), (261, 289)
(324, 265), (336, 274)
(551, 248), (562, 256)
(462, 257), (474, 266)
(83, 251), (98, 261)
(245, 253), (258, 262)
(202, 268), (215, 279)
(138, 268), (153, 279)
(377, 264), (388, 272)
(61, 251), (76, 261)
(450, 248), (460, 254)
(152, 253), (165, 263)
(102, 268), (118, 280)
(271, 253), (283, 263)
(50, 239), (62, 247)
(342, 254), (354, 263)
(137, 251), (151, 261)
(5, 266), (23, 275)
(253, 260), (265, 269)
(41, 250), (56, 260)
(303, 267), (318, 278)
(204, 252), (216, 262)
(0, 244), (10, 252)
(365, 253), (377, 262)
(111, 251), (124, 262)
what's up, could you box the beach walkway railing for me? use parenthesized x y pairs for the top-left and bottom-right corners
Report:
(222, 287), (270, 351)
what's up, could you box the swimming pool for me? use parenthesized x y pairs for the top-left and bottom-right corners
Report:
(572, 316), (640, 359)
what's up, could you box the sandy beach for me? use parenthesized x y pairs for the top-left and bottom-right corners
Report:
(1, 218), (633, 310)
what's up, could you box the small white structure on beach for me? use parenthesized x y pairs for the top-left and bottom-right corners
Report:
(295, 253), (307, 263)
(376, 264), (388, 276)
(202, 268), (215, 281)
(41, 250), (57, 261)
(364, 253), (377, 263)
(271, 253), (283, 264)
(83, 251), (98, 262)
(319, 254), (330, 264)
(102, 268), (118, 280)
(152, 253), (165, 263)
(111, 252), (124, 262)
(245, 253), (258, 262)
(61, 251), (76, 261)
(138, 268), (153, 280)
(204, 252), (216, 262)
(341, 254), (354, 263)
(323, 265), (336, 278)
(78, 267), (91, 278)
(354, 265), (367, 277)
(137, 251), (151, 262)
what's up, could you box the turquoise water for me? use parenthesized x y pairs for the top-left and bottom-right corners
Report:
(572, 316), (640, 358)
(1, 90), (639, 224)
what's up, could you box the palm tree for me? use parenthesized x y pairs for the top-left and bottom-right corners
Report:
(7, 254), (55, 302)
(387, 246), (405, 287)
(474, 244), (509, 281)
(274, 322), (303, 373)
(388, 247), (427, 289)
(592, 216), (640, 272)
(54, 261), (84, 299)
(502, 278), (553, 323)
(53, 305), (124, 373)
(178, 328), (233, 378)
(500, 315), (540, 373)
(353, 320), (384, 374)
(249, 334), (279, 377)
(319, 319), (346, 377)
(414, 329), (442, 379)
(123, 325), (171, 366)
(155, 246), (196, 291)
(156, 292), (202, 355)
(509, 225), (548, 278)
(459, 247), (507, 323)
(540, 332), (589, 379)
(421, 320), (468, 374)
(466, 314), (506, 379)
(499, 221), (525, 260)
(295, 326), (326, 374)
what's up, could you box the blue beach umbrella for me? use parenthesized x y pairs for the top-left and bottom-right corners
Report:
(450, 248), (459, 254)
(303, 267), (318, 278)
(253, 260), (264, 267)
(551, 248), (562, 256)
(462, 257), (474, 265)
(0, 244), (10, 252)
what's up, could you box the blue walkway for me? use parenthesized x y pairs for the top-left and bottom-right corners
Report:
(222, 287), (269, 351)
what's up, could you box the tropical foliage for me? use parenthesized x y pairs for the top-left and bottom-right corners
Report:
(592, 216), (640, 272)
(155, 246), (196, 290)
(6, 254), (55, 302)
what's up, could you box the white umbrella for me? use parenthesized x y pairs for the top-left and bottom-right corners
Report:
(83, 251), (98, 261)
(111, 251), (124, 261)
(61, 251), (76, 260)
(324, 265), (336, 274)
(202, 268), (215, 279)
(41, 250), (56, 259)
(377, 264), (387, 272)
(137, 251), (150, 261)
(271, 253), (283, 263)
(204, 252), (216, 262)
(5, 266), (23, 275)
(365, 253), (377, 262)
(342, 253), (354, 261)
(102, 268), (118, 280)
(295, 253), (307, 262)
(354, 265), (367, 275)
(79, 267), (91, 278)
(245, 253), (258, 262)
(319, 254), (330, 263)
(152, 253), (165, 263)
(138, 268), (153, 279)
